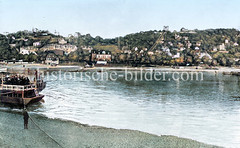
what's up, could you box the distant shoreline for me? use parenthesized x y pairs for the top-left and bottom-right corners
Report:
(2, 63), (240, 73)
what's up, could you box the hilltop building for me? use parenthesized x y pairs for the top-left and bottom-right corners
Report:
(58, 38), (67, 45)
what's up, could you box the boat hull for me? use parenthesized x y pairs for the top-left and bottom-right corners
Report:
(0, 95), (44, 106)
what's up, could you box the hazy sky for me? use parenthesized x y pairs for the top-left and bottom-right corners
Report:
(0, 0), (240, 38)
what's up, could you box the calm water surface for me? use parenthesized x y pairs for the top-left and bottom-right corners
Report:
(6, 71), (240, 147)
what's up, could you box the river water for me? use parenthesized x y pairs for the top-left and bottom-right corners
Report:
(7, 70), (240, 147)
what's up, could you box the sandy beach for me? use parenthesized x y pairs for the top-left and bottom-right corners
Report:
(2, 63), (240, 73)
(0, 111), (220, 148)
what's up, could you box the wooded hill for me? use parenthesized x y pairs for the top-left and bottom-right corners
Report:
(1, 28), (240, 66)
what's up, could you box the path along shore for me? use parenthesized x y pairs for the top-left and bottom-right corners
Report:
(0, 111), (221, 148)
(3, 63), (240, 73)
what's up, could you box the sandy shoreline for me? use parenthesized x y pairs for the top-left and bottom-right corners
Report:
(2, 63), (240, 73)
(0, 110), (221, 148)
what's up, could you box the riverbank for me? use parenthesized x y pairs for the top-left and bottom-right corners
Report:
(2, 63), (240, 73)
(0, 111), (220, 148)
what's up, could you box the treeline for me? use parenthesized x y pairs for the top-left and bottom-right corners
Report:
(67, 28), (240, 66)
(0, 29), (61, 61)
(1, 28), (240, 66)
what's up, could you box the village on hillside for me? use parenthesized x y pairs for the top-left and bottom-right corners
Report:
(1, 27), (240, 67)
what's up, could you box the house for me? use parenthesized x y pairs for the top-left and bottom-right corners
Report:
(33, 42), (41, 47)
(187, 41), (192, 48)
(81, 46), (93, 52)
(41, 33), (48, 36)
(168, 42), (173, 46)
(172, 53), (180, 58)
(90, 50), (112, 62)
(20, 48), (30, 55)
(180, 47), (185, 51)
(199, 52), (212, 59)
(219, 43), (225, 51)
(195, 47), (200, 50)
(225, 39), (229, 44)
(123, 50), (132, 54)
(183, 36), (189, 40)
(96, 61), (107, 65)
(162, 47), (172, 56)
(19, 47), (37, 55)
(196, 41), (201, 47)
(175, 34), (181, 40)
(212, 47), (218, 52)
(58, 38), (67, 45)
(147, 51), (154, 55)
(162, 47), (170, 52)
(45, 53), (59, 66)
(233, 42), (239, 46)
(180, 27), (188, 32)
(41, 44), (77, 55)
(9, 44), (16, 48)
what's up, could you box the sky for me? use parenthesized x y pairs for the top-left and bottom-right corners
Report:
(0, 0), (240, 38)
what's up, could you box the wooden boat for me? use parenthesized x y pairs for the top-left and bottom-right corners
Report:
(0, 73), (45, 106)
(0, 84), (44, 106)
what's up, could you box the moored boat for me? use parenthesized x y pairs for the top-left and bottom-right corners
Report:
(0, 74), (45, 106)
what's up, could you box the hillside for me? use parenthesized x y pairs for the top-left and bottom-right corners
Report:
(1, 28), (240, 66)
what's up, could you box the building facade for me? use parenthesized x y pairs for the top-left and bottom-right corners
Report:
(90, 50), (112, 62)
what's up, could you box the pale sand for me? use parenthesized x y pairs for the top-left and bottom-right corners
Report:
(0, 111), (221, 148)
(3, 63), (240, 73)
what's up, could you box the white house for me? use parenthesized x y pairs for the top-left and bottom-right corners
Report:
(219, 43), (225, 51)
(33, 42), (41, 47)
(20, 47), (37, 55)
(9, 44), (16, 48)
(187, 42), (192, 48)
(96, 61), (107, 65)
(225, 39), (229, 44)
(147, 51), (154, 55)
(233, 42), (239, 46)
(20, 48), (30, 55)
(168, 42), (173, 46)
(172, 53), (180, 58)
(58, 38), (67, 45)
(195, 47), (200, 50)
(212, 47), (218, 52)
(167, 52), (172, 57)
(123, 50), (132, 54)
(162, 47), (170, 52)
(199, 52), (212, 59)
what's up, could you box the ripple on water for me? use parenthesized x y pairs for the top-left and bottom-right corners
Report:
(2, 72), (240, 147)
